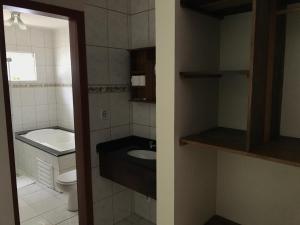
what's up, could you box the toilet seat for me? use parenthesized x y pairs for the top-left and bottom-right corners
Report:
(57, 170), (77, 185)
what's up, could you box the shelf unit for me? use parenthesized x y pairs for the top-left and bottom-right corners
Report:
(181, 0), (300, 18)
(180, 0), (252, 19)
(179, 0), (300, 168)
(181, 132), (300, 167)
(180, 70), (249, 79)
(180, 127), (247, 152)
(129, 47), (156, 103)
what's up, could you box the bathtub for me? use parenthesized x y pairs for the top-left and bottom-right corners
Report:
(14, 127), (76, 191)
(16, 127), (75, 156)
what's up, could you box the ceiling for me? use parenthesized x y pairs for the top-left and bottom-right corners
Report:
(3, 9), (69, 29)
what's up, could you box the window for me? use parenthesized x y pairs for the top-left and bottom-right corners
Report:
(6, 52), (37, 82)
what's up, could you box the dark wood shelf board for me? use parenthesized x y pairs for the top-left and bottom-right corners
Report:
(180, 72), (222, 79)
(180, 70), (249, 79)
(252, 136), (300, 167)
(129, 98), (156, 103)
(205, 215), (240, 225)
(181, 128), (300, 167)
(131, 70), (146, 75)
(180, 127), (247, 152)
(181, 0), (252, 18)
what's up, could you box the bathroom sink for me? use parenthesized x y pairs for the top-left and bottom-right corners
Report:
(127, 150), (156, 160)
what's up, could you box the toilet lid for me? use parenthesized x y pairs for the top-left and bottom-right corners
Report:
(57, 170), (77, 184)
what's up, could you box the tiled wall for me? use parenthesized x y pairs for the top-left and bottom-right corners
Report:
(85, 1), (134, 225)
(129, 0), (156, 223)
(6, 26), (58, 132)
(129, 0), (156, 140)
(86, 0), (157, 224)
(6, 25), (74, 132)
(53, 28), (74, 130)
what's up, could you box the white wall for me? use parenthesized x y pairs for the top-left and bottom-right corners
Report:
(174, 1), (220, 224)
(130, 0), (156, 141)
(156, 0), (175, 225)
(218, 12), (251, 131)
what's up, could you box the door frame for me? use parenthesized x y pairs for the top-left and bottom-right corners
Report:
(0, 1), (93, 225)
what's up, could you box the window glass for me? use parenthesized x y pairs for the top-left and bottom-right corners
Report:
(6, 52), (37, 82)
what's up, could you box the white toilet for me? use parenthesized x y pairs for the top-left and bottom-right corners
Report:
(56, 170), (78, 211)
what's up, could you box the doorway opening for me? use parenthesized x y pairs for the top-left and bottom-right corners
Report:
(0, 1), (93, 225)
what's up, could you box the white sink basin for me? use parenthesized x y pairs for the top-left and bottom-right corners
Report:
(127, 150), (156, 160)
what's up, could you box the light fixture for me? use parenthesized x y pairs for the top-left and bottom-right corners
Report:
(5, 11), (27, 30)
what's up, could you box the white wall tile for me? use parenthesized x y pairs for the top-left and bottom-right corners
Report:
(85, 6), (108, 46)
(149, 104), (156, 127)
(44, 30), (54, 48)
(108, 0), (128, 13)
(87, 46), (109, 85)
(113, 190), (132, 223)
(113, 182), (127, 194)
(85, 0), (107, 7)
(16, 28), (31, 46)
(93, 198), (114, 225)
(111, 125), (131, 140)
(36, 105), (49, 123)
(150, 127), (156, 140)
(45, 66), (56, 83)
(149, 0), (155, 9)
(109, 48), (130, 84)
(47, 88), (57, 104)
(110, 93), (130, 127)
(31, 28), (45, 47)
(10, 88), (21, 107)
(90, 129), (111, 168)
(132, 124), (150, 139)
(108, 11), (129, 49)
(21, 106), (37, 126)
(89, 93), (111, 131)
(149, 10), (155, 46)
(35, 88), (48, 105)
(36, 66), (47, 83)
(48, 104), (57, 122)
(20, 88), (36, 106)
(45, 49), (55, 66)
(4, 26), (17, 45)
(12, 106), (22, 126)
(131, 12), (149, 48)
(33, 47), (46, 66)
(132, 102), (150, 126)
(130, 0), (149, 14)
(134, 192), (151, 221)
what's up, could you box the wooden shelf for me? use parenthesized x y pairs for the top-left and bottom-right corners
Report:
(180, 70), (249, 79)
(131, 70), (146, 75)
(181, 128), (300, 167)
(180, 127), (247, 152)
(205, 215), (240, 225)
(181, 0), (252, 19)
(129, 98), (156, 103)
(252, 137), (300, 167)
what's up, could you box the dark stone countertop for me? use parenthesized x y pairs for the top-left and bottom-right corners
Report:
(96, 136), (156, 171)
